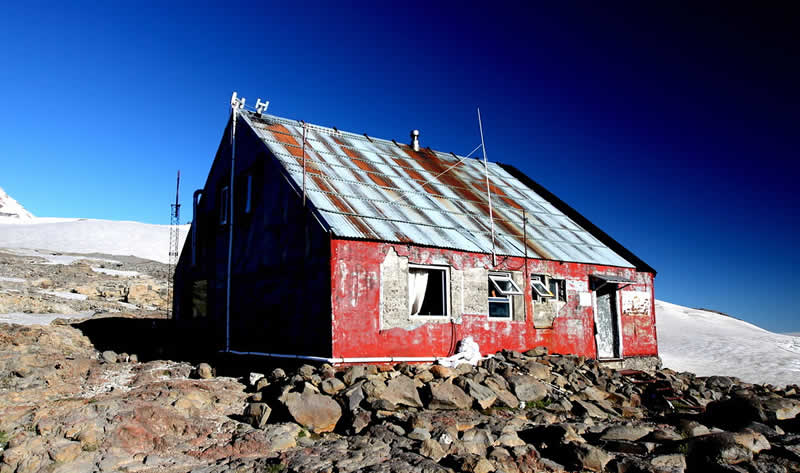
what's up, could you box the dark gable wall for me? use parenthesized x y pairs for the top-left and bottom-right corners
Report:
(174, 115), (333, 357)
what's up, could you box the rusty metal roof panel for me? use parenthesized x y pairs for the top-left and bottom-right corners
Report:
(242, 111), (634, 268)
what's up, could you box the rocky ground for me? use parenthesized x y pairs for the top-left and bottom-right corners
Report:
(0, 249), (799, 472)
(0, 249), (169, 318)
(1, 324), (799, 473)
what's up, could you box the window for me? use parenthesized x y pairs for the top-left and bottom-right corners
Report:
(531, 274), (567, 302)
(488, 272), (522, 319)
(531, 274), (554, 301)
(549, 278), (567, 302)
(244, 174), (253, 214)
(408, 265), (449, 317)
(219, 186), (230, 225)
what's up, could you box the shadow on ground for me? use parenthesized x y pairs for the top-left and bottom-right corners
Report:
(71, 316), (323, 378)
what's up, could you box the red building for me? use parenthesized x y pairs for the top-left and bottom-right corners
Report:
(175, 98), (658, 368)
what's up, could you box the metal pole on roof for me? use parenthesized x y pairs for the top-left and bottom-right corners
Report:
(522, 208), (528, 321)
(302, 122), (308, 207)
(477, 107), (496, 266)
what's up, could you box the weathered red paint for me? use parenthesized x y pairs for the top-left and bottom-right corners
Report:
(330, 239), (658, 360)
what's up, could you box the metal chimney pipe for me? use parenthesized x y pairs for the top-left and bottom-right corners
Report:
(410, 130), (420, 152)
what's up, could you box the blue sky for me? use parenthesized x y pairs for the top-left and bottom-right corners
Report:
(2, 3), (798, 331)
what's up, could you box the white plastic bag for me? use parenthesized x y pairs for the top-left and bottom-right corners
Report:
(438, 336), (487, 367)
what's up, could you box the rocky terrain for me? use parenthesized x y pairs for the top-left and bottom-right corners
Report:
(1, 318), (799, 472)
(0, 249), (169, 319)
(1, 246), (799, 472)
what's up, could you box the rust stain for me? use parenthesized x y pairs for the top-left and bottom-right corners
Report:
(472, 180), (522, 210)
(340, 146), (394, 188)
(391, 158), (428, 185)
(312, 176), (375, 238)
(399, 146), (538, 256)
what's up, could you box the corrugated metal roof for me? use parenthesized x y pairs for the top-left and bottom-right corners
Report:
(241, 111), (634, 268)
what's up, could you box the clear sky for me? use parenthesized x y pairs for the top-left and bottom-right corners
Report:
(2, 3), (798, 332)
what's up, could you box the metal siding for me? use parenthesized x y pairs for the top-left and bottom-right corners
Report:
(243, 111), (634, 268)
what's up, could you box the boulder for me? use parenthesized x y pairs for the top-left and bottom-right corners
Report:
(408, 428), (432, 441)
(419, 439), (447, 462)
(243, 402), (271, 429)
(48, 441), (81, 463)
(297, 364), (316, 380)
(428, 381), (472, 410)
(263, 423), (304, 451)
(341, 383), (365, 412)
(507, 375), (548, 402)
(268, 367), (287, 382)
(343, 365), (366, 385)
(650, 453), (687, 472)
(543, 443), (611, 472)
(381, 375), (423, 408)
(351, 409), (372, 434)
(430, 365), (453, 379)
(678, 419), (711, 438)
(524, 360), (551, 380)
(464, 379), (497, 409)
(101, 350), (117, 363)
(732, 429), (770, 454)
(705, 375), (735, 391)
(600, 424), (654, 442)
(484, 376), (519, 408)
(524, 346), (548, 357)
(195, 363), (214, 379)
(686, 432), (754, 467)
(284, 392), (342, 433)
(320, 377), (346, 395)
(573, 399), (608, 419)
(762, 398), (800, 421)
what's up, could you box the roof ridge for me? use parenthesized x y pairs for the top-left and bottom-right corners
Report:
(247, 110), (481, 163)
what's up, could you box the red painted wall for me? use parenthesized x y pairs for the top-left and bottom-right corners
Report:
(330, 239), (657, 360)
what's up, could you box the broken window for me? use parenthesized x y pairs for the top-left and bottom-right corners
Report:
(532, 274), (567, 302)
(219, 186), (230, 225)
(409, 265), (448, 317)
(488, 272), (522, 319)
(531, 274), (554, 302)
(549, 278), (567, 302)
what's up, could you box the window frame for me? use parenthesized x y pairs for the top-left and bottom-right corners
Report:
(489, 274), (523, 296)
(408, 264), (450, 318)
(548, 278), (567, 302)
(244, 174), (253, 214)
(488, 271), (518, 320)
(531, 274), (554, 301)
(219, 185), (230, 225)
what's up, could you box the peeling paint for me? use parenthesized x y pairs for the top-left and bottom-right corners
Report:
(622, 290), (651, 315)
(330, 239), (658, 360)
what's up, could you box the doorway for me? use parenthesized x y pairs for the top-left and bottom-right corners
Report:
(594, 284), (621, 359)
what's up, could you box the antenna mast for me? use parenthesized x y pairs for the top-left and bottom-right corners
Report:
(477, 108), (496, 266)
(167, 170), (181, 318)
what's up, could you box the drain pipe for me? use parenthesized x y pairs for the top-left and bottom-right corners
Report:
(191, 189), (203, 267)
(224, 350), (445, 364)
(226, 92), (244, 352)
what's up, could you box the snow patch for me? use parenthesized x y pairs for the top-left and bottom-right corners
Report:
(2, 248), (121, 266)
(39, 290), (88, 301)
(0, 219), (189, 264)
(0, 276), (26, 283)
(657, 300), (800, 387)
(0, 311), (94, 325)
(92, 267), (140, 277)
